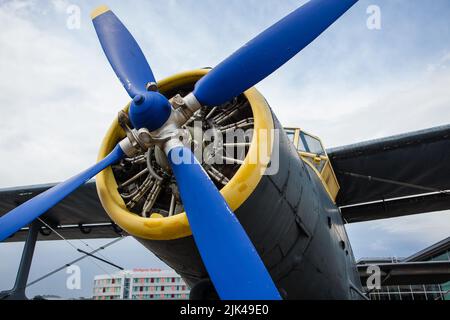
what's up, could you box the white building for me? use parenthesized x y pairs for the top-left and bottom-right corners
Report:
(93, 269), (190, 300)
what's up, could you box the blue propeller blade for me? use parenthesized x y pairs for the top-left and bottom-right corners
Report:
(168, 146), (281, 300)
(92, 6), (156, 98)
(0, 145), (124, 242)
(193, 0), (358, 106)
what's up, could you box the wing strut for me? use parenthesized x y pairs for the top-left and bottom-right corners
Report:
(0, 221), (40, 300)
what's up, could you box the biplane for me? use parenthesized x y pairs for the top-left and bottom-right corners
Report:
(1, 0), (449, 300)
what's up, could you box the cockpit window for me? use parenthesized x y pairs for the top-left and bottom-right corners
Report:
(298, 132), (325, 155)
(297, 136), (307, 153)
(285, 129), (295, 145)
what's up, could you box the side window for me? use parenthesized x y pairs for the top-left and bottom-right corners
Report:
(285, 129), (296, 146)
(297, 135), (307, 152)
(298, 132), (325, 155)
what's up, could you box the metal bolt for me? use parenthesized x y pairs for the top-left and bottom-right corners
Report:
(171, 94), (185, 109)
(146, 82), (158, 92)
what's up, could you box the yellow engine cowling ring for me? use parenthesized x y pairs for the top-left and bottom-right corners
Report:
(96, 69), (281, 288)
(96, 69), (275, 242)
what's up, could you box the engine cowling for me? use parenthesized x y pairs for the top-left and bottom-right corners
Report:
(96, 69), (275, 241)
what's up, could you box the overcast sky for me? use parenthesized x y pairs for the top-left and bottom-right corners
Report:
(0, 0), (449, 298)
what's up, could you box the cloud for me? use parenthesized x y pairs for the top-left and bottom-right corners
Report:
(347, 210), (450, 259)
(51, 0), (70, 13)
(0, 1), (129, 186)
(369, 211), (450, 241)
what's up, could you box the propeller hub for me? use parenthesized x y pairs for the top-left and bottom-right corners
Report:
(129, 91), (172, 132)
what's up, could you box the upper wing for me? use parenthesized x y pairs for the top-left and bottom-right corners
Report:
(0, 181), (123, 242)
(328, 124), (450, 223)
